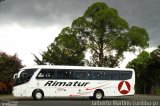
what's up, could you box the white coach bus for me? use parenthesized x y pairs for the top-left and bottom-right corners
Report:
(12, 65), (135, 100)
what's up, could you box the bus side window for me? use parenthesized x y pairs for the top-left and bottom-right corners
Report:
(57, 70), (63, 79)
(65, 70), (73, 79)
(90, 71), (105, 80)
(74, 71), (89, 80)
(36, 69), (55, 79)
(99, 71), (105, 80)
(47, 69), (55, 79)
(36, 69), (47, 79)
(56, 70), (74, 79)
(105, 71), (118, 80)
(119, 71), (132, 80)
(105, 71), (111, 80)
(112, 71), (118, 80)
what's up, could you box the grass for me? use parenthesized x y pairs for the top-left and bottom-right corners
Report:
(0, 94), (15, 100)
(156, 88), (160, 95)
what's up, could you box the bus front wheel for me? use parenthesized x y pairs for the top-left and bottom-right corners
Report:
(93, 90), (104, 100)
(32, 89), (44, 100)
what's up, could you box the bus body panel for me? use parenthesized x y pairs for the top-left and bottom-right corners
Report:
(13, 80), (135, 97)
(12, 65), (135, 98)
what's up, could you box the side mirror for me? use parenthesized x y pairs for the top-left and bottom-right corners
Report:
(13, 74), (17, 80)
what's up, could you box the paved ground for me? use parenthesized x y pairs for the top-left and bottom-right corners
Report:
(0, 95), (160, 106)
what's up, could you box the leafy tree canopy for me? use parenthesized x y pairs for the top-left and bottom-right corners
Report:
(71, 2), (149, 67)
(127, 46), (160, 94)
(34, 2), (149, 67)
(34, 27), (86, 65)
(0, 52), (23, 82)
(127, 51), (151, 70)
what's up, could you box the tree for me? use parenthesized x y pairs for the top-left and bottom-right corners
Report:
(0, 52), (23, 92)
(126, 51), (151, 94)
(35, 2), (149, 67)
(34, 27), (86, 65)
(149, 46), (160, 91)
(71, 2), (149, 67)
(127, 46), (160, 94)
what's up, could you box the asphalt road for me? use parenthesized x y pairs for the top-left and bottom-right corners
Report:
(1, 95), (160, 106)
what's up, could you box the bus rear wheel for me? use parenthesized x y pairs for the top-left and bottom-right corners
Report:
(32, 89), (44, 100)
(93, 90), (104, 100)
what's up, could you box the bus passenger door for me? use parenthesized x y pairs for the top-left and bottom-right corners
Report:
(36, 69), (56, 97)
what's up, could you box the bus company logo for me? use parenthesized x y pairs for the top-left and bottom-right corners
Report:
(118, 81), (130, 94)
(44, 81), (90, 87)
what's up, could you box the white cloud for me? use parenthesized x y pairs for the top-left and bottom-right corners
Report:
(0, 23), (63, 66)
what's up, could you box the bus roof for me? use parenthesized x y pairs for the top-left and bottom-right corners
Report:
(21, 65), (134, 71)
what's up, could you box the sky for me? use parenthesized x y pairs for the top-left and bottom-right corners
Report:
(0, 0), (159, 67)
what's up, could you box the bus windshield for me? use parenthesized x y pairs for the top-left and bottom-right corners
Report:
(14, 68), (37, 86)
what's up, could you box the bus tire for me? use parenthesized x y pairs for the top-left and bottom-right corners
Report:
(93, 89), (104, 100)
(32, 89), (44, 100)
